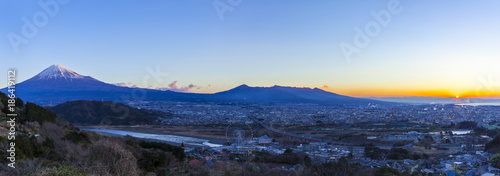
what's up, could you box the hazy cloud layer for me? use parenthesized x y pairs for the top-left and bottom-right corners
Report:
(159, 81), (199, 92)
(114, 81), (199, 92)
(113, 82), (139, 88)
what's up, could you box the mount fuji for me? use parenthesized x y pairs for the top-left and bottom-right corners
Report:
(0, 65), (175, 105)
(1, 65), (396, 106)
(34, 64), (85, 80)
(18, 65), (122, 91)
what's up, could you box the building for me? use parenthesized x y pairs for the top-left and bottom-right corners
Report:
(258, 135), (272, 144)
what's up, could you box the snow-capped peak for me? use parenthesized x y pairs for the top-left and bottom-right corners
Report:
(35, 65), (85, 80)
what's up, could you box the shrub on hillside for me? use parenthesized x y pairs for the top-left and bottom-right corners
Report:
(88, 139), (139, 175)
(63, 131), (91, 144)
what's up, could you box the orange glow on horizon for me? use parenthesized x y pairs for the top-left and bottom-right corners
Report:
(191, 85), (500, 99)
(321, 87), (500, 98)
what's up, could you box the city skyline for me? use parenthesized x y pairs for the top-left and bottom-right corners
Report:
(2, 1), (500, 98)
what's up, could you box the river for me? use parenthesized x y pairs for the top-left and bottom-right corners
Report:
(80, 128), (223, 148)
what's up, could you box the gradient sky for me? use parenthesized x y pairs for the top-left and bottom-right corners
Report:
(1, 0), (500, 98)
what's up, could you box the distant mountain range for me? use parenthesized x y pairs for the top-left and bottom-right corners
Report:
(1, 65), (396, 106)
(212, 84), (391, 105)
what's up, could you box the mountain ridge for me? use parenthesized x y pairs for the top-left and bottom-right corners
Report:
(0, 65), (396, 106)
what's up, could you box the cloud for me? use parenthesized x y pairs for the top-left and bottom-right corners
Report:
(322, 85), (329, 89)
(168, 81), (178, 89)
(159, 81), (199, 92)
(114, 81), (199, 92)
(113, 82), (139, 88)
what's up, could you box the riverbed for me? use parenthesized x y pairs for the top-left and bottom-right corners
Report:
(80, 127), (224, 148)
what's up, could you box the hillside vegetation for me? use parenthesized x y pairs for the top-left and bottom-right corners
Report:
(0, 92), (185, 175)
(48, 100), (170, 125)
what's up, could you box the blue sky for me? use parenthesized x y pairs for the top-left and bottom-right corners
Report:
(1, 0), (500, 97)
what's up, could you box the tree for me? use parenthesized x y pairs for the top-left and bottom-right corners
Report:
(485, 135), (500, 153)
(375, 167), (402, 176)
(490, 154), (500, 169)
(412, 153), (421, 160)
(445, 138), (451, 143)
(457, 121), (477, 129)
(364, 143), (382, 160)
(387, 148), (409, 160)
(348, 152), (354, 159)
(474, 127), (500, 137)
(310, 158), (353, 176)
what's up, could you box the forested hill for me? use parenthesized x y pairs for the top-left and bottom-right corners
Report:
(48, 100), (170, 125)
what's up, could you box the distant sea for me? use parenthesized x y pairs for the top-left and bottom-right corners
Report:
(80, 128), (223, 148)
(457, 103), (500, 106)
